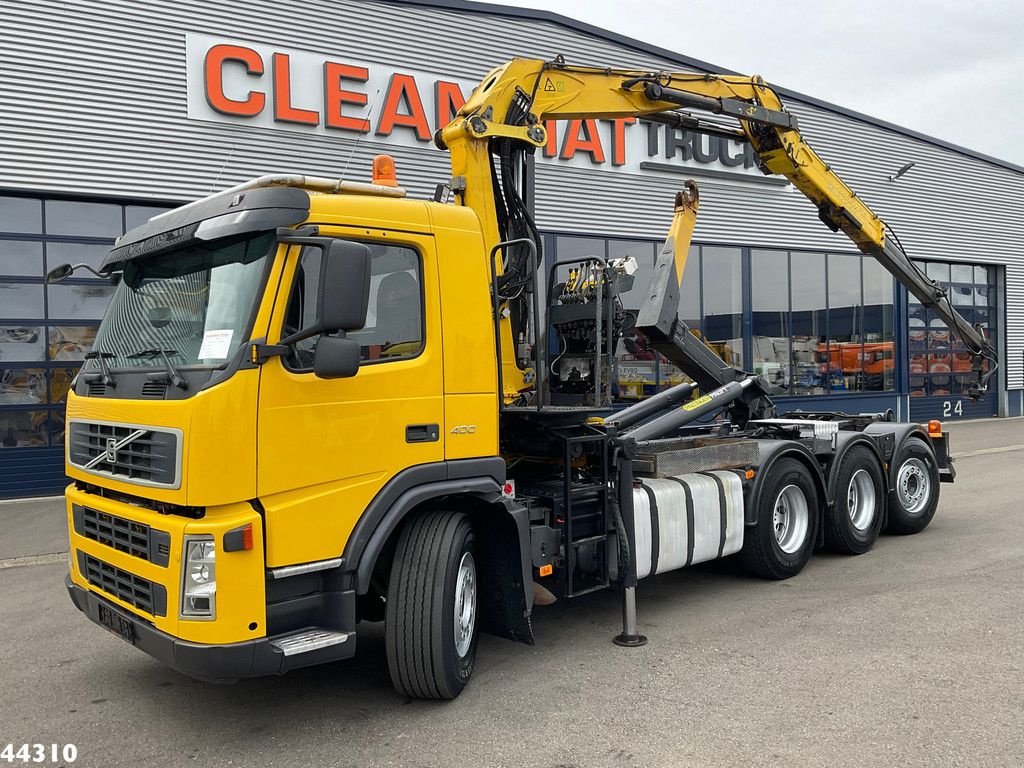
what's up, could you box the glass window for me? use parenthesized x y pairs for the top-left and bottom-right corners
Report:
(0, 410), (50, 448)
(950, 264), (973, 283)
(649, 244), (702, 395)
(974, 265), (988, 284)
(678, 245), (700, 329)
(862, 259), (895, 391)
(926, 262), (950, 282)
(0, 240), (45, 277)
(0, 368), (47, 405)
(609, 241), (659, 400)
(0, 197), (42, 234)
(0, 326), (45, 362)
(91, 234), (272, 369)
(555, 236), (605, 262)
(48, 326), (98, 361)
(50, 368), (78, 404)
(750, 250), (789, 394)
(701, 246), (742, 369)
(950, 285), (973, 307)
(125, 205), (174, 232)
(608, 240), (655, 312)
(827, 253), (862, 393)
(284, 242), (424, 371)
(0, 283), (45, 319)
(790, 252), (826, 395)
(47, 283), (116, 320)
(46, 242), (111, 272)
(44, 200), (122, 238)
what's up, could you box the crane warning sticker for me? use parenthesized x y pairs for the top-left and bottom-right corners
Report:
(198, 329), (234, 360)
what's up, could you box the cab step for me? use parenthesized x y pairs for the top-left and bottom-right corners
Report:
(269, 628), (352, 656)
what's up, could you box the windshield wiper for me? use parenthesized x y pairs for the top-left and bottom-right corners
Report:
(82, 351), (117, 388)
(126, 348), (188, 390)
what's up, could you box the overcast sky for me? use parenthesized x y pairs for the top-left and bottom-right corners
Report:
(492, 0), (1024, 166)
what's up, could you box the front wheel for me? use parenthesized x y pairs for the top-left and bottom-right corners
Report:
(385, 509), (478, 699)
(739, 457), (818, 580)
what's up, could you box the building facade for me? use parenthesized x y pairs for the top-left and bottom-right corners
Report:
(1, 0), (1021, 497)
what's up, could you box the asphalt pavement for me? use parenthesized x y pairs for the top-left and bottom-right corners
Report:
(2, 418), (1022, 768)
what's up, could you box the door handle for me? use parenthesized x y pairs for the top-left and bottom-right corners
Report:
(405, 424), (439, 443)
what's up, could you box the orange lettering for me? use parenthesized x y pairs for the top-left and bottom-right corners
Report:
(609, 117), (635, 166)
(544, 120), (558, 158)
(204, 44), (265, 117)
(272, 53), (318, 125)
(324, 62), (370, 132)
(561, 119), (605, 163)
(376, 73), (431, 140)
(435, 80), (466, 131)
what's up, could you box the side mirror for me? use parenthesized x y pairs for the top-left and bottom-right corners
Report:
(46, 262), (120, 285)
(46, 263), (74, 284)
(319, 240), (371, 332)
(313, 335), (361, 379)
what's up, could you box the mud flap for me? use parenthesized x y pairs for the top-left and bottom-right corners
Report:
(475, 500), (535, 644)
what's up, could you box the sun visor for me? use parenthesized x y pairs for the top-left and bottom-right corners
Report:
(102, 186), (310, 273)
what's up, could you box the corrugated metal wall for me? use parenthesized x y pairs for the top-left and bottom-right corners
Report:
(2, 0), (1023, 389)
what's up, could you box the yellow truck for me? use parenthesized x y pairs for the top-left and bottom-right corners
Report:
(54, 58), (995, 699)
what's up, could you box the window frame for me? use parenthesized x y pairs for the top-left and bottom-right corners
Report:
(281, 238), (428, 375)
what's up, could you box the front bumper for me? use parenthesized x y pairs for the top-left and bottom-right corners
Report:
(67, 576), (356, 681)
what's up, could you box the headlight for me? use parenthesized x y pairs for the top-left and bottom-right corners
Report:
(181, 536), (216, 618)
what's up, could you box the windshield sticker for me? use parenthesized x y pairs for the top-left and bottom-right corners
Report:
(198, 329), (234, 360)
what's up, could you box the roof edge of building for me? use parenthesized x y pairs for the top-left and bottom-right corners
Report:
(392, 0), (1024, 176)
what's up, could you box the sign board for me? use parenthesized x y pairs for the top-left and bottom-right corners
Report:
(185, 34), (786, 186)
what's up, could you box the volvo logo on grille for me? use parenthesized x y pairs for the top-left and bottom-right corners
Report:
(85, 428), (148, 470)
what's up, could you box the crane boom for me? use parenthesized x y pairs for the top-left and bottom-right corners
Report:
(437, 57), (997, 402)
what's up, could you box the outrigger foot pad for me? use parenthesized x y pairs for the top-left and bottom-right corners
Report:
(613, 632), (648, 647)
(614, 586), (647, 647)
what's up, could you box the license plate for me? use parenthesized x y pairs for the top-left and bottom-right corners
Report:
(98, 603), (136, 645)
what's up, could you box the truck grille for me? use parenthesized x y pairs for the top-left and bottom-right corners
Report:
(72, 505), (171, 567)
(68, 420), (181, 489)
(77, 551), (167, 617)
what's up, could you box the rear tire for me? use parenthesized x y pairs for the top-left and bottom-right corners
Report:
(885, 439), (940, 535)
(824, 445), (885, 554)
(385, 509), (478, 700)
(739, 457), (818, 580)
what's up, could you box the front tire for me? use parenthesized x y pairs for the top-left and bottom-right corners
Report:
(739, 457), (818, 580)
(824, 445), (885, 554)
(385, 509), (478, 699)
(885, 439), (940, 535)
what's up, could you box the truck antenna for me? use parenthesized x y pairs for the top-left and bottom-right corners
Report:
(340, 88), (382, 181)
(208, 143), (238, 195)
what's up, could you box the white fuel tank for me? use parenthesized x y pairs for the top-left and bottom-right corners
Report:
(631, 471), (745, 579)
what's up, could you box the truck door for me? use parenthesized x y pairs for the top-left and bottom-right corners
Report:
(256, 231), (444, 568)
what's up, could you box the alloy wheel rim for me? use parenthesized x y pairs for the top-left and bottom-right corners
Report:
(847, 468), (877, 531)
(773, 484), (810, 554)
(454, 551), (477, 658)
(897, 458), (930, 515)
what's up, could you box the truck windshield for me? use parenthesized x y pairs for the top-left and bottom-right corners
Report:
(89, 232), (274, 370)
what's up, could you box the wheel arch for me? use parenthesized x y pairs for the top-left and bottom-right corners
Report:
(746, 440), (828, 528)
(342, 457), (534, 644)
(823, 432), (888, 505)
(864, 422), (935, 492)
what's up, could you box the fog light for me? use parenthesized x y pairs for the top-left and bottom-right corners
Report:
(181, 536), (216, 618)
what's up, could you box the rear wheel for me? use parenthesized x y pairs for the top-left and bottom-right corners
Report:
(824, 445), (885, 554)
(385, 509), (478, 699)
(739, 457), (818, 579)
(885, 439), (940, 535)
